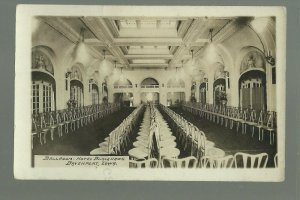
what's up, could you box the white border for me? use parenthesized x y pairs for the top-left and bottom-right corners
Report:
(14, 5), (286, 181)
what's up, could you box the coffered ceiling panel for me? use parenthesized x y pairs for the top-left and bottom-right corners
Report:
(41, 16), (239, 69)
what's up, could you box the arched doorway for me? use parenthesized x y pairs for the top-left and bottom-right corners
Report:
(113, 92), (133, 107)
(213, 78), (226, 106)
(140, 92), (159, 104)
(69, 64), (84, 108)
(199, 82), (207, 104)
(167, 92), (185, 106)
(89, 79), (99, 105)
(31, 47), (56, 114)
(239, 50), (267, 110)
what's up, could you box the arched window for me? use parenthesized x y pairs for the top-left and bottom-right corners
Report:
(70, 64), (84, 107)
(89, 79), (99, 105)
(191, 82), (196, 102)
(113, 78), (133, 88)
(199, 81), (207, 104)
(213, 78), (226, 106)
(239, 50), (266, 110)
(31, 48), (56, 114)
(141, 77), (159, 88)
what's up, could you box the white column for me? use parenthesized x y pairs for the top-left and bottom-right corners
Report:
(195, 81), (200, 102)
(133, 83), (141, 106)
(266, 63), (276, 111)
(230, 69), (240, 107)
(207, 73), (214, 104)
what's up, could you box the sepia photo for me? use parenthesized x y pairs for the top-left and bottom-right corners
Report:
(14, 5), (286, 181)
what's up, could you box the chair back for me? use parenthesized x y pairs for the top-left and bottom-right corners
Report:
(274, 153), (278, 168)
(162, 156), (197, 168)
(200, 155), (234, 168)
(233, 152), (268, 168)
(129, 158), (158, 168)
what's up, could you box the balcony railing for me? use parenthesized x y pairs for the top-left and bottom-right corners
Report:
(141, 85), (159, 88)
(114, 85), (133, 89)
(166, 85), (185, 88)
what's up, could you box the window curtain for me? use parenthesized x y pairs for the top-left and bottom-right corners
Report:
(252, 86), (264, 110)
(241, 87), (251, 108)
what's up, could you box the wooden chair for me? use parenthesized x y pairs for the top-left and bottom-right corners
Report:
(233, 152), (268, 168)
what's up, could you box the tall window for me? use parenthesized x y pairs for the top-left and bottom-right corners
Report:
(213, 78), (226, 106)
(70, 81), (84, 107)
(31, 80), (54, 114)
(32, 83), (40, 114)
(70, 64), (84, 107)
(91, 84), (99, 105)
(199, 82), (207, 104)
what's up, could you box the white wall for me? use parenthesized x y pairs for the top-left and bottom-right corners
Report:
(32, 18), (277, 111)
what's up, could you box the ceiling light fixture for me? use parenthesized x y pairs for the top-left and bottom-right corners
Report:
(73, 27), (90, 65)
(204, 28), (221, 64)
(99, 50), (113, 78)
(209, 28), (214, 43)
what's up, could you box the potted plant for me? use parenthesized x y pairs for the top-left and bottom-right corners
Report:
(216, 91), (227, 106)
(67, 99), (78, 109)
(219, 91), (227, 106)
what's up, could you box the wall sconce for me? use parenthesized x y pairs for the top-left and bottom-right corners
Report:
(135, 84), (138, 88)
(225, 71), (230, 89)
(65, 71), (72, 79)
(89, 79), (94, 92)
(266, 50), (275, 66)
(65, 69), (72, 91)
(204, 78), (208, 91)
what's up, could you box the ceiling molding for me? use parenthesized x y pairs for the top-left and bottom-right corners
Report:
(170, 18), (209, 65)
(129, 63), (169, 68)
(84, 38), (106, 46)
(80, 17), (129, 65)
(125, 54), (173, 59)
(103, 19), (120, 38)
(212, 19), (241, 43)
(41, 17), (79, 43)
(113, 37), (184, 46)
(177, 19), (193, 38)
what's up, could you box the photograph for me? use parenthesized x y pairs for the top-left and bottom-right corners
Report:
(14, 5), (286, 181)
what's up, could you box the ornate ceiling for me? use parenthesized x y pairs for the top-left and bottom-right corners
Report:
(39, 16), (245, 69)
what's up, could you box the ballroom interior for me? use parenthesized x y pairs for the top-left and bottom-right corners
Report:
(31, 16), (278, 168)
